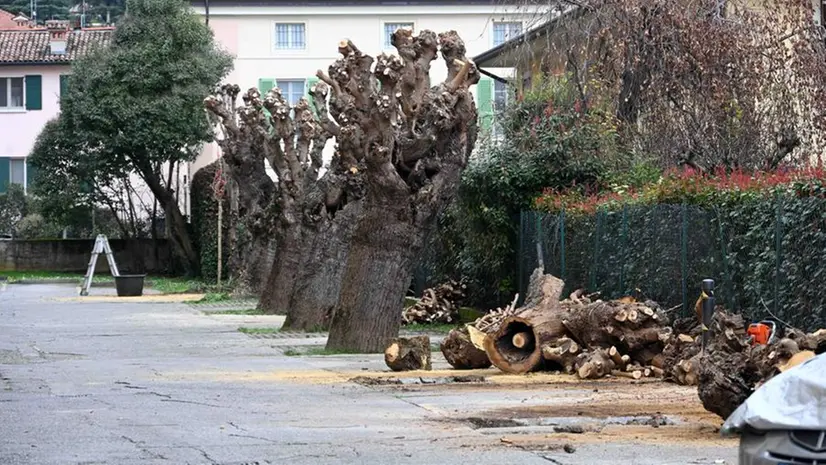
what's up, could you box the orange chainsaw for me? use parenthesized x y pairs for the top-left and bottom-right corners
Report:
(746, 319), (780, 345)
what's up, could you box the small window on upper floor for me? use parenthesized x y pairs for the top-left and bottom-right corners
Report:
(384, 22), (414, 49)
(493, 22), (523, 47)
(277, 79), (306, 106)
(275, 23), (306, 50)
(0, 77), (24, 109)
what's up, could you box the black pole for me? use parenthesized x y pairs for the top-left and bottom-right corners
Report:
(701, 279), (715, 350)
(204, 0), (209, 25)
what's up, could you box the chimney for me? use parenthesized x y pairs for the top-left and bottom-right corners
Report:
(46, 19), (70, 55)
(12, 13), (30, 28)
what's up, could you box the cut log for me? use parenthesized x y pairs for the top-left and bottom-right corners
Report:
(674, 357), (699, 385)
(612, 369), (642, 380)
(512, 332), (532, 349)
(542, 337), (582, 374)
(651, 354), (665, 369)
(385, 336), (432, 371)
(440, 327), (491, 370)
(608, 346), (627, 369)
(483, 270), (567, 374)
(648, 366), (665, 377)
(575, 349), (616, 379)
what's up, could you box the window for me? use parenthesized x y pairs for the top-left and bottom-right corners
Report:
(384, 22), (414, 49)
(493, 22), (523, 46)
(277, 80), (305, 106)
(493, 80), (510, 139)
(10, 158), (25, 187)
(275, 23), (306, 50)
(0, 77), (24, 109)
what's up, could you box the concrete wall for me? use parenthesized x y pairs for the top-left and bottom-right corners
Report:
(0, 239), (174, 273)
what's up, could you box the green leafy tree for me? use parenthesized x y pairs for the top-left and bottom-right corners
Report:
(49, 0), (232, 274)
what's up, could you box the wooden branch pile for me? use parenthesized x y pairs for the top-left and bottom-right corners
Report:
(402, 280), (467, 325)
(440, 269), (670, 379)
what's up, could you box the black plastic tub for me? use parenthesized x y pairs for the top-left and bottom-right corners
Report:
(114, 275), (146, 297)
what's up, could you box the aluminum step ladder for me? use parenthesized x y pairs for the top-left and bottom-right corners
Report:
(80, 235), (120, 296)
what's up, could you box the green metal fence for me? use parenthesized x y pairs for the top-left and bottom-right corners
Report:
(519, 199), (826, 331)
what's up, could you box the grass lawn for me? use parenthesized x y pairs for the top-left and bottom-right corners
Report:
(204, 308), (267, 315)
(0, 270), (220, 295)
(237, 326), (280, 335)
(402, 323), (459, 334)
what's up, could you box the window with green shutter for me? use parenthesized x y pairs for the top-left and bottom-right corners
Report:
(60, 74), (69, 99)
(25, 75), (42, 110)
(258, 78), (276, 95)
(26, 159), (37, 191)
(476, 77), (493, 132)
(306, 76), (320, 116)
(0, 157), (9, 194)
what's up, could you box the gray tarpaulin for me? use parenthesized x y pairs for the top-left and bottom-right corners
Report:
(723, 353), (826, 434)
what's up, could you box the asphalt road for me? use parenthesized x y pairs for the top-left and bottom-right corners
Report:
(0, 283), (739, 465)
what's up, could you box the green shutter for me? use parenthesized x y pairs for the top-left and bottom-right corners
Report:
(60, 74), (69, 99)
(25, 75), (42, 111)
(306, 76), (320, 116)
(258, 78), (275, 95)
(26, 159), (37, 191)
(477, 77), (493, 132)
(0, 157), (9, 194)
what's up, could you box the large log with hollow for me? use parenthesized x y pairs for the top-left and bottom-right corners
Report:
(483, 270), (567, 374)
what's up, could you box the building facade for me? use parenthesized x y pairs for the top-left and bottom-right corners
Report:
(0, 17), (112, 194)
(190, 0), (541, 175)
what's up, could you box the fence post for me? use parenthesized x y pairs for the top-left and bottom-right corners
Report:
(559, 208), (566, 280)
(701, 278), (715, 351)
(535, 213), (544, 271)
(519, 211), (526, 301)
(774, 193), (784, 316)
(715, 207), (733, 310)
(681, 203), (689, 314)
(619, 205), (628, 294)
(589, 211), (602, 291)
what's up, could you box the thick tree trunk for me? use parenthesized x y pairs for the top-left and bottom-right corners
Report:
(257, 224), (305, 315)
(282, 200), (362, 331)
(325, 206), (420, 353)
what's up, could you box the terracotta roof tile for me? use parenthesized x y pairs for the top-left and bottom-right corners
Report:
(0, 8), (32, 30)
(0, 28), (112, 64)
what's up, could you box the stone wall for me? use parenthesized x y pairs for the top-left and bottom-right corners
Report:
(0, 239), (174, 274)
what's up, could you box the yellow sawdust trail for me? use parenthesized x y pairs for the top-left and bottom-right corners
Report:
(53, 293), (206, 303)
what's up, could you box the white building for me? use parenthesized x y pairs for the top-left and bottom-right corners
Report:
(189, 0), (544, 175)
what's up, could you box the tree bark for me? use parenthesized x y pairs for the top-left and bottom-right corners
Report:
(142, 168), (200, 275)
(326, 204), (420, 353)
(441, 326), (491, 369)
(282, 199), (362, 331)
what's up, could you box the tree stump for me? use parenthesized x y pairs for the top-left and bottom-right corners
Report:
(483, 270), (567, 374)
(441, 327), (491, 369)
(385, 336), (432, 371)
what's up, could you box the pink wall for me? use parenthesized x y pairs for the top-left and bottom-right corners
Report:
(209, 18), (239, 84)
(0, 65), (67, 158)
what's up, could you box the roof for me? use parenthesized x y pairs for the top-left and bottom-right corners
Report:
(473, 7), (586, 68)
(0, 28), (113, 65)
(0, 8), (32, 30)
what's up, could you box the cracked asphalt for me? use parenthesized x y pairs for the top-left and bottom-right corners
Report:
(0, 284), (739, 465)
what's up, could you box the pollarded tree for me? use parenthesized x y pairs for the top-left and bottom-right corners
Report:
(206, 31), (480, 346)
(323, 30), (479, 352)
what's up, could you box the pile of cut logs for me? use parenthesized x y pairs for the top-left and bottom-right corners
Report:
(402, 280), (467, 325)
(433, 268), (826, 419)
